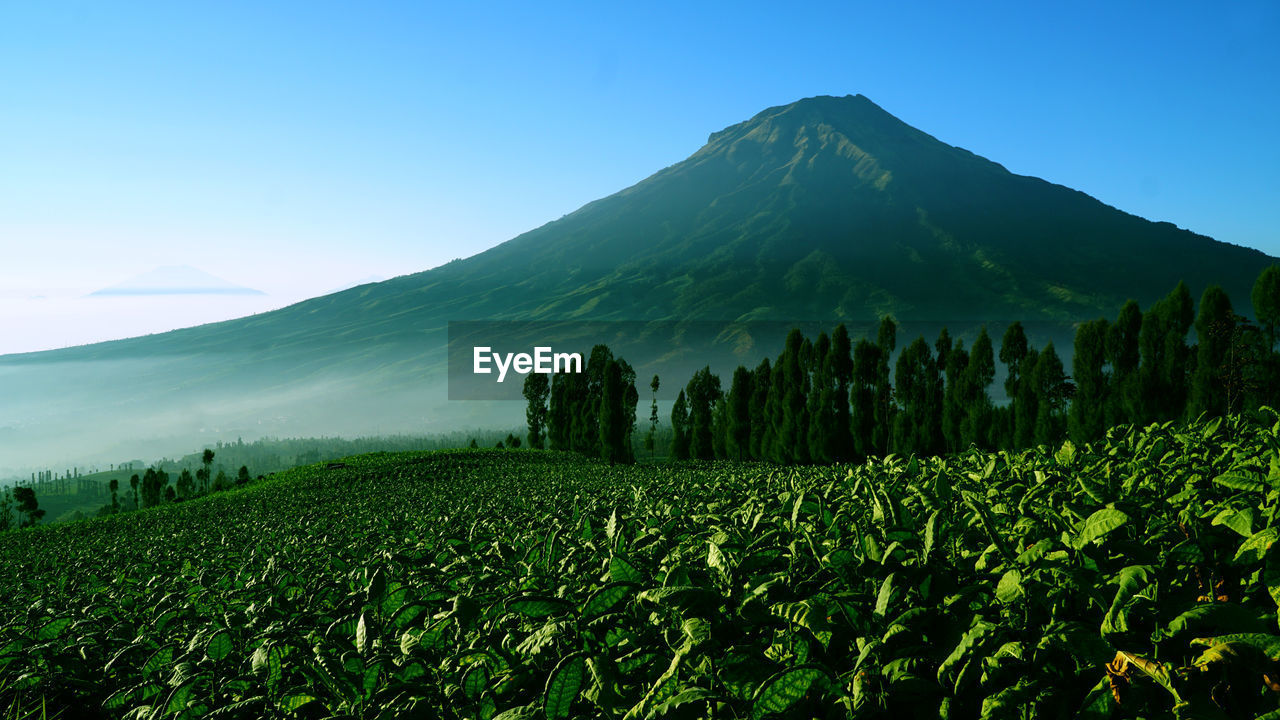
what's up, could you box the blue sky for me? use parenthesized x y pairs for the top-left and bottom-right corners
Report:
(1, 1), (1277, 352)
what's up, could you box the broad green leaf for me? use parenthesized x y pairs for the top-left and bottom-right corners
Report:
(1214, 472), (1266, 493)
(206, 630), (233, 662)
(874, 572), (896, 619)
(463, 663), (488, 700)
(508, 595), (572, 618)
(1102, 565), (1154, 636)
(582, 582), (635, 619)
(36, 617), (71, 641)
(544, 652), (587, 720)
(1073, 508), (1130, 549)
(751, 664), (832, 718)
(609, 555), (644, 584)
(1234, 527), (1278, 565)
(277, 694), (318, 711)
(995, 569), (1024, 604)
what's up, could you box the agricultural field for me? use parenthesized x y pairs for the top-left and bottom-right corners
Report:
(2, 414), (1280, 719)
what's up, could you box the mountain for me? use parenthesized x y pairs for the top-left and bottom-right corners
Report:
(90, 265), (264, 296)
(0, 94), (1272, 470)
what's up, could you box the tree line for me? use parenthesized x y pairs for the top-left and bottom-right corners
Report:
(664, 269), (1280, 462)
(522, 345), (641, 463)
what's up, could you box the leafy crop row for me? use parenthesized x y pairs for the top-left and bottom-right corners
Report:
(2, 413), (1280, 718)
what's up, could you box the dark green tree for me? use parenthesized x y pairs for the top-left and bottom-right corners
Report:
(237, 465), (250, 486)
(711, 397), (729, 460)
(961, 327), (995, 449)
(176, 469), (193, 499)
(13, 486), (45, 528)
(548, 373), (570, 451)
(109, 477), (120, 513)
(940, 332), (968, 452)
(748, 358), (771, 460)
(1107, 300), (1143, 426)
(851, 339), (880, 458)
(671, 389), (691, 460)
(522, 372), (550, 449)
(0, 489), (12, 531)
(805, 332), (834, 463)
(201, 449), (215, 494)
(829, 324), (855, 461)
(1032, 343), (1072, 446)
(618, 358), (640, 463)
(725, 366), (753, 461)
(1000, 322), (1029, 447)
(572, 345), (614, 455)
(1069, 318), (1111, 444)
(130, 473), (140, 510)
(1138, 282), (1193, 423)
(599, 359), (628, 464)
(1251, 265), (1280, 349)
(873, 317), (897, 456)
(1188, 285), (1235, 419)
(891, 337), (943, 456)
(686, 366), (723, 461)
(1014, 350), (1039, 449)
(645, 374), (660, 459)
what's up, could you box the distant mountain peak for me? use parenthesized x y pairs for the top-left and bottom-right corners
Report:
(90, 265), (265, 296)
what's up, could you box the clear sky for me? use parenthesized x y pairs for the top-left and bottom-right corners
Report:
(2, 1), (1277, 353)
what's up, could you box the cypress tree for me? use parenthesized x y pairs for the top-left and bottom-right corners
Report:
(686, 366), (722, 460)
(851, 339), (879, 458)
(795, 335), (814, 464)
(599, 359), (627, 464)
(1000, 322), (1029, 447)
(962, 327), (996, 449)
(941, 337), (969, 453)
(726, 366), (754, 461)
(873, 317), (897, 456)
(829, 324), (855, 461)
(1252, 265), (1280, 349)
(891, 337), (942, 456)
(574, 345), (614, 456)
(765, 355), (787, 462)
(711, 397), (729, 460)
(1107, 300), (1142, 427)
(806, 332), (834, 463)
(564, 371), (590, 453)
(1069, 318), (1110, 444)
(936, 328), (952, 370)
(1139, 282), (1193, 423)
(1014, 350), (1039, 449)
(618, 358), (639, 463)
(548, 373), (569, 450)
(748, 358), (771, 460)
(771, 330), (807, 463)
(645, 375), (660, 458)
(1032, 342), (1071, 446)
(1188, 285), (1235, 419)
(522, 373), (550, 449)
(671, 390), (690, 460)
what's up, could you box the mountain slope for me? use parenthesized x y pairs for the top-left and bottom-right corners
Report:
(0, 94), (1271, 469)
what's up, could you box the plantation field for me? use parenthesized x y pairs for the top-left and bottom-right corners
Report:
(3, 415), (1280, 719)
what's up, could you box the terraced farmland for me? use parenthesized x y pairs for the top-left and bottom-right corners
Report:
(3, 413), (1280, 718)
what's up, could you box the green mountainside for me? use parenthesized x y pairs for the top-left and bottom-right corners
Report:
(0, 94), (1271, 468)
